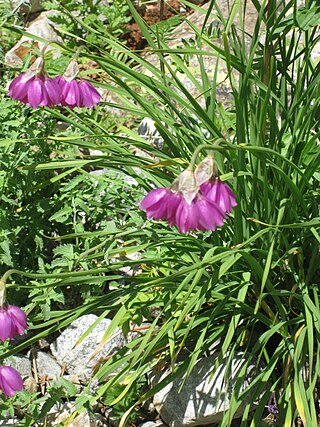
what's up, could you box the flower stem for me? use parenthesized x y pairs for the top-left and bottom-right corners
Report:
(74, 45), (87, 61)
(0, 267), (113, 287)
(189, 139), (226, 170)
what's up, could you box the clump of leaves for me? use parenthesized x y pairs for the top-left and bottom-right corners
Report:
(43, 0), (131, 49)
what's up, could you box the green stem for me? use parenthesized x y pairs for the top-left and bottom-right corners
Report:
(187, 141), (307, 182)
(0, 267), (113, 286)
(74, 45), (87, 61)
(189, 139), (226, 170)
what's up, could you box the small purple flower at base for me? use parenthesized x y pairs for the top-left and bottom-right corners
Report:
(0, 305), (27, 342)
(56, 76), (101, 109)
(0, 366), (23, 397)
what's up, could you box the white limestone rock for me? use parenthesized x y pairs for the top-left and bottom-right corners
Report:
(50, 314), (127, 383)
(152, 353), (261, 427)
(44, 402), (108, 427)
(5, 11), (62, 67)
(33, 350), (62, 380)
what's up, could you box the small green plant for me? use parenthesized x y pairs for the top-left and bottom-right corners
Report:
(43, 0), (131, 48)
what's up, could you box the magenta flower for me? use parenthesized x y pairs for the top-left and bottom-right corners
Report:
(140, 188), (180, 220)
(141, 189), (225, 234)
(56, 59), (101, 109)
(140, 160), (237, 234)
(0, 305), (27, 342)
(57, 77), (101, 109)
(0, 366), (23, 397)
(7, 56), (61, 108)
(201, 178), (237, 215)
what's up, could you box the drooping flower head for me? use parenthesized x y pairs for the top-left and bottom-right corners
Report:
(0, 304), (28, 342)
(195, 156), (237, 216)
(0, 366), (23, 397)
(140, 155), (237, 234)
(7, 56), (61, 108)
(56, 59), (101, 109)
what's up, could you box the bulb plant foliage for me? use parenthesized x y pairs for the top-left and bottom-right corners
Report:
(0, 0), (320, 425)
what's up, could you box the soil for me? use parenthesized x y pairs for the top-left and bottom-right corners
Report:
(121, 0), (191, 50)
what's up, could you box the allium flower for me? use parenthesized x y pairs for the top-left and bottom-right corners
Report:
(140, 157), (237, 234)
(56, 59), (101, 109)
(0, 305), (27, 342)
(141, 188), (225, 234)
(0, 366), (23, 397)
(200, 178), (237, 215)
(7, 56), (61, 108)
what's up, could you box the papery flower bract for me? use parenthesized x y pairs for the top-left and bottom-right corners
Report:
(7, 56), (61, 109)
(56, 59), (101, 109)
(0, 305), (27, 342)
(0, 366), (23, 397)
(201, 178), (237, 215)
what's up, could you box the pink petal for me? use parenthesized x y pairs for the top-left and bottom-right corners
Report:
(44, 77), (61, 106)
(175, 199), (199, 233)
(62, 80), (81, 108)
(7, 305), (27, 336)
(204, 179), (237, 214)
(140, 188), (169, 211)
(196, 198), (225, 230)
(8, 74), (33, 102)
(0, 309), (13, 342)
(79, 80), (100, 108)
(7, 75), (24, 97)
(167, 192), (182, 226)
(199, 180), (213, 197)
(0, 366), (23, 397)
(27, 77), (44, 108)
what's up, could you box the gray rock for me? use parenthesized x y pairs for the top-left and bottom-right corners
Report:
(5, 11), (62, 67)
(44, 402), (108, 427)
(0, 419), (20, 426)
(152, 354), (260, 427)
(33, 350), (62, 381)
(139, 422), (169, 427)
(50, 314), (128, 382)
(138, 118), (164, 150)
(10, 0), (44, 14)
(6, 354), (32, 378)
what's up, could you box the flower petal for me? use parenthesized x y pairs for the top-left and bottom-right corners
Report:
(8, 305), (27, 336)
(0, 309), (13, 342)
(0, 366), (23, 397)
(79, 80), (101, 108)
(176, 199), (199, 233)
(197, 198), (225, 230)
(27, 77), (44, 108)
(44, 76), (61, 106)
(62, 80), (81, 108)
